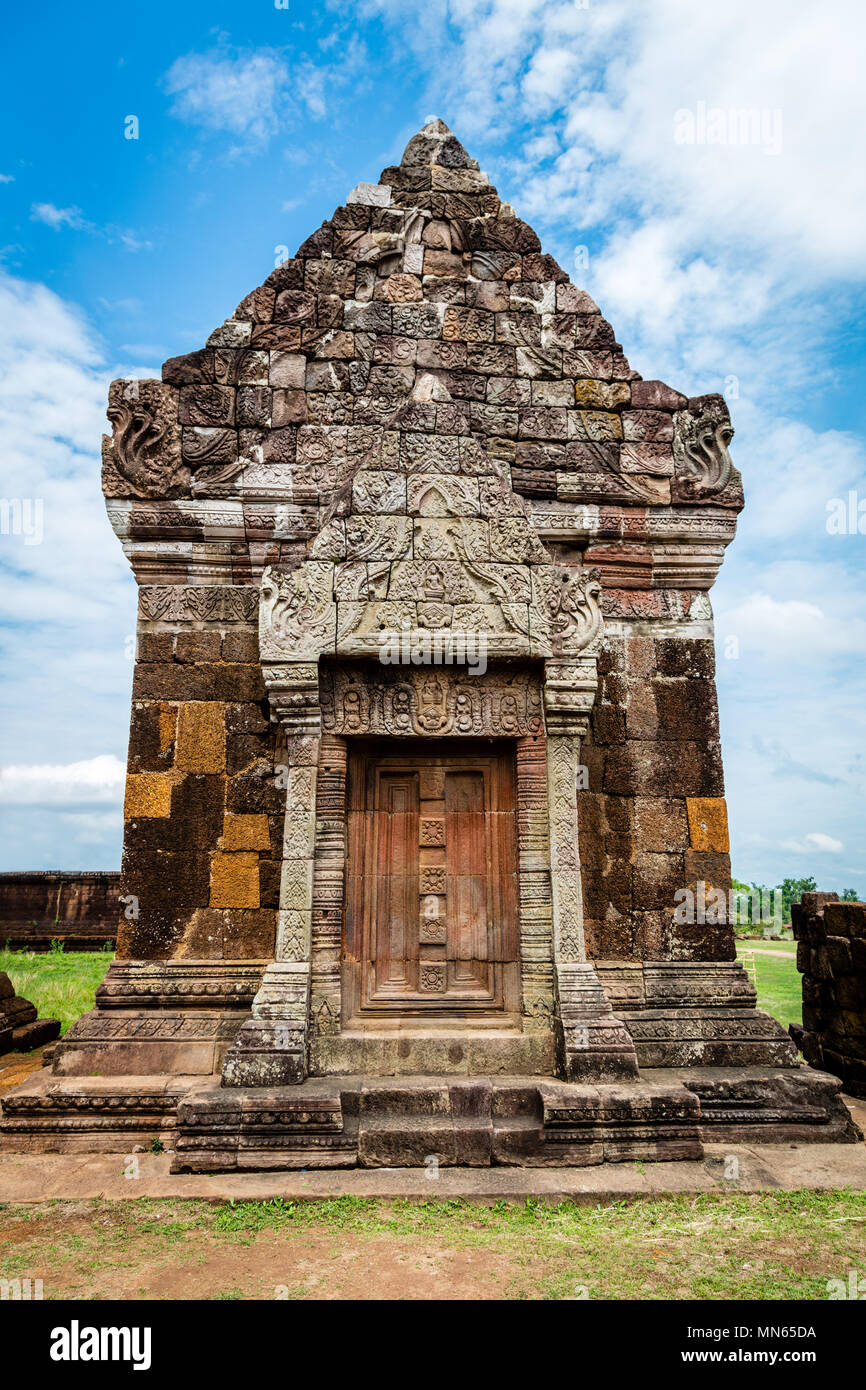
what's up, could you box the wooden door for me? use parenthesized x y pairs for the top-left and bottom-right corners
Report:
(344, 743), (519, 1021)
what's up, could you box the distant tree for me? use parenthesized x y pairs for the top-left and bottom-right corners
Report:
(780, 877), (817, 922)
(841, 888), (860, 902)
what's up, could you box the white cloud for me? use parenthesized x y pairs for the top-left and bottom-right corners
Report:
(30, 203), (89, 231)
(780, 832), (845, 855)
(0, 269), (135, 784)
(0, 755), (125, 806)
(164, 49), (291, 144)
(163, 41), (371, 153)
(372, 0), (866, 276)
(29, 204), (150, 253)
(714, 593), (866, 666)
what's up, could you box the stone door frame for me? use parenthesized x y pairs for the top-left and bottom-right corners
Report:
(222, 590), (641, 1085)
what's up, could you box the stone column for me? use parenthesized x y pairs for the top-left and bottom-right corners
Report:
(222, 663), (320, 1086)
(545, 648), (640, 1083)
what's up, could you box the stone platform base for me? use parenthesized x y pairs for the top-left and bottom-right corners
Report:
(172, 1076), (703, 1172)
(1, 1066), (859, 1168)
(0, 1075), (193, 1153)
(648, 1066), (861, 1145)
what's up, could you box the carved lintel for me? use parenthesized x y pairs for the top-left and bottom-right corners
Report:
(319, 661), (544, 738)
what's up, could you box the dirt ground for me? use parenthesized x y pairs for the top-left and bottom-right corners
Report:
(1, 1191), (864, 1300)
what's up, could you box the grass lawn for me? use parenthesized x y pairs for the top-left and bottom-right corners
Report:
(736, 938), (802, 1032)
(0, 947), (113, 1035)
(0, 1191), (863, 1300)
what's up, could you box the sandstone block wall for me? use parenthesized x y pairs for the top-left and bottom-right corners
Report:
(579, 634), (731, 962)
(119, 624), (284, 960)
(0, 872), (120, 951)
(791, 892), (866, 1098)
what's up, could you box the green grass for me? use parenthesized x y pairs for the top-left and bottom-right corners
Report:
(1, 1192), (864, 1300)
(0, 947), (114, 1034)
(736, 939), (801, 1032)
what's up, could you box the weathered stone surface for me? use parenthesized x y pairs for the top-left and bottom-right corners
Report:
(3, 118), (829, 1171)
(0, 973), (60, 1056)
(0, 872), (121, 951)
(791, 896), (866, 1097)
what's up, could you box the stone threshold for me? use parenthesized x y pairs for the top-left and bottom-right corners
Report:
(0, 1141), (865, 1204)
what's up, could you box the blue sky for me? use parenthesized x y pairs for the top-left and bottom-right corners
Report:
(0, 0), (864, 896)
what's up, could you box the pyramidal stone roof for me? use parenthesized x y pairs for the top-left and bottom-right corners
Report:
(102, 118), (742, 642)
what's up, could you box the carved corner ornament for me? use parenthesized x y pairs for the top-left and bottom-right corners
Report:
(543, 567), (605, 737)
(547, 566), (604, 656)
(672, 394), (738, 500)
(102, 378), (188, 500)
(259, 562), (337, 662)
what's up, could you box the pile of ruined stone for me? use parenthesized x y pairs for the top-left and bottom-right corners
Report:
(790, 893), (866, 1098)
(0, 972), (60, 1055)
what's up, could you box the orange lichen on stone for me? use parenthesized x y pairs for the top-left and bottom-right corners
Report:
(686, 797), (730, 854)
(220, 813), (271, 852)
(210, 852), (260, 909)
(124, 772), (171, 819)
(175, 702), (225, 773)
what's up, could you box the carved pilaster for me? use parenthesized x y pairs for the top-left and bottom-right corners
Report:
(309, 736), (348, 1037)
(541, 569), (640, 1081)
(222, 672), (322, 1087)
(514, 736), (555, 1027)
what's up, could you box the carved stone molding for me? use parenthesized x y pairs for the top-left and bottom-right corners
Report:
(139, 586), (258, 624)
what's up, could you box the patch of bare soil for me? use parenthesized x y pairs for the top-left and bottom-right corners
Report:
(0, 1049), (46, 1096)
(3, 1210), (512, 1300)
(118, 1234), (501, 1301)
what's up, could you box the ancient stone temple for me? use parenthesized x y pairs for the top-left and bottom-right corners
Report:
(1, 120), (857, 1166)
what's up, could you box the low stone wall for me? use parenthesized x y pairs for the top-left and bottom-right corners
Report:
(790, 892), (866, 1098)
(0, 873), (120, 952)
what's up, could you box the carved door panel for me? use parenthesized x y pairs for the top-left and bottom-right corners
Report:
(345, 742), (519, 1021)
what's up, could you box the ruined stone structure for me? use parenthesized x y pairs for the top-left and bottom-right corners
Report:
(0, 872), (120, 951)
(1, 121), (858, 1165)
(791, 894), (866, 1099)
(0, 974), (59, 1055)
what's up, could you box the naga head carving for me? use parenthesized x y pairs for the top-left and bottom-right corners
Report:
(673, 394), (735, 499)
(548, 566), (604, 654)
(103, 378), (187, 499)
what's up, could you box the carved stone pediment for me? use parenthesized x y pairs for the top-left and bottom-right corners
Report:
(259, 382), (561, 668)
